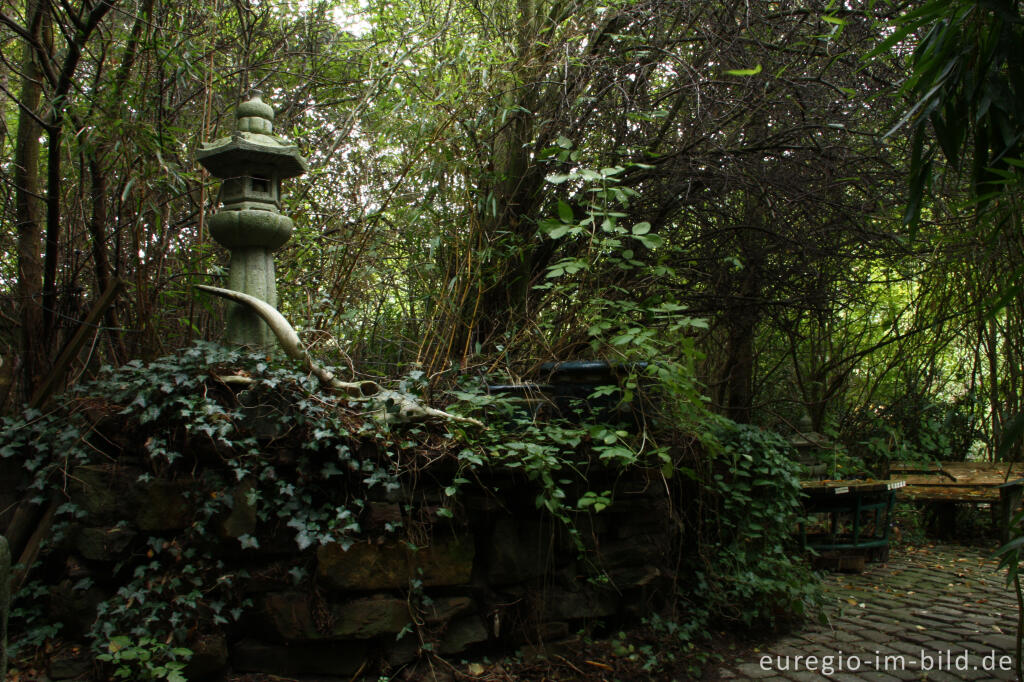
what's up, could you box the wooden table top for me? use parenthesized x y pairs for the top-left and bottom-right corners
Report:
(801, 479), (906, 496)
(889, 461), (1024, 487)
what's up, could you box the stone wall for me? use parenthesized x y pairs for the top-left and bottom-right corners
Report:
(42, 457), (680, 680)
(1, 533), (9, 681)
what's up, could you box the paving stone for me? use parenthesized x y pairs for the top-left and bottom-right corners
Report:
(859, 629), (898, 643)
(867, 645), (909, 658)
(733, 661), (779, 678)
(899, 630), (935, 644)
(910, 610), (963, 625)
(953, 668), (997, 680)
(952, 639), (1004, 656)
(716, 545), (1019, 681)
(973, 633), (1016, 650)
(918, 671), (970, 681)
(888, 640), (928, 657)
(850, 672), (907, 681)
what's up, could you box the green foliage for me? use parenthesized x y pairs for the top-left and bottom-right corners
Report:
(689, 421), (821, 629)
(873, 0), (1024, 229)
(6, 581), (61, 660)
(96, 636), (191, 682)
(853, 391), (981, 466)
(448, 381), (657, 523)
(2, 328), (823, 673)
(1, 342), (404, 677)
(994, 507), (1024, 680)
(453, 379), (822, 630)
(642, 613), (724, 677)
(0, 341), (721, 671)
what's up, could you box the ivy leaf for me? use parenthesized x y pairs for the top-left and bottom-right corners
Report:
(108, 636), (133, 653)
(238, 534), (260, 550)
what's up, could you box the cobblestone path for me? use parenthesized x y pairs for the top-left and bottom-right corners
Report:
(717, 545), (1020, 681)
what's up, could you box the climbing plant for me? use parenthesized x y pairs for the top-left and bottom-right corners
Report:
(2, 339), (821, 676)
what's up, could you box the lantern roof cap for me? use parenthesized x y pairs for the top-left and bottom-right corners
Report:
(196, 95), (307, 179)
(790, 414), (830, 449)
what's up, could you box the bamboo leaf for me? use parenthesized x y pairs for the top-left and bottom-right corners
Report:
(724, 64), (762, 77)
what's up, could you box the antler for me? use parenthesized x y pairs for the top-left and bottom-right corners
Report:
(196, 285), (482, 426)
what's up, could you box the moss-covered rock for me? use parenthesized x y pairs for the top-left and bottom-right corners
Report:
(217, 478), (257, 539)
(74, 526), (135, 561)
(183, 631), (228, 680)
(230, 638), (367, 676)
(439, 614), (489, 654)
(260, 591), (413, 641)
(330, 595), (411, 639)
(135, 480), (194, 531)
(317, 536), (474, 591)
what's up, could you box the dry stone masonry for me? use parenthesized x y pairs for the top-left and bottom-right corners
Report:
(54, 455), (676, 679)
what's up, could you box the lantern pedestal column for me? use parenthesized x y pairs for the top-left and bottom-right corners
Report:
(225, 247), (278, 347)
(208, 206), (294, 348)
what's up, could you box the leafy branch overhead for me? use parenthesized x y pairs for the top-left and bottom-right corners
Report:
(873, 0), (1024, 229)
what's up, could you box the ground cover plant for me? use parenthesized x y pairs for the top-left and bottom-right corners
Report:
(1, 342), (819, 679)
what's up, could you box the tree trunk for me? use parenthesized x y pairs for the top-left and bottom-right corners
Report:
(13, 0), (48, 401)
(722, 315), (757, 424)
(89, 156), (127, 363)
(41, 0), (119, 350)
(719, 201), (766, 424)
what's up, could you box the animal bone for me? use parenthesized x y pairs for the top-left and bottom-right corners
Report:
(196, 285), (482, 426)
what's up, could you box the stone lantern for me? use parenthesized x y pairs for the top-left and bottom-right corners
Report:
(197, 95), (307, 347)
(791, 413), (831, 479)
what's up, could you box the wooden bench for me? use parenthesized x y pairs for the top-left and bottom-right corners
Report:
(889, 462), (1024, 543)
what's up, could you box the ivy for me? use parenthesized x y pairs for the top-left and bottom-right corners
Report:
(0, 342), (408, 677)
(2, 340), (820, 677)
(690, 420), (822, 630)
